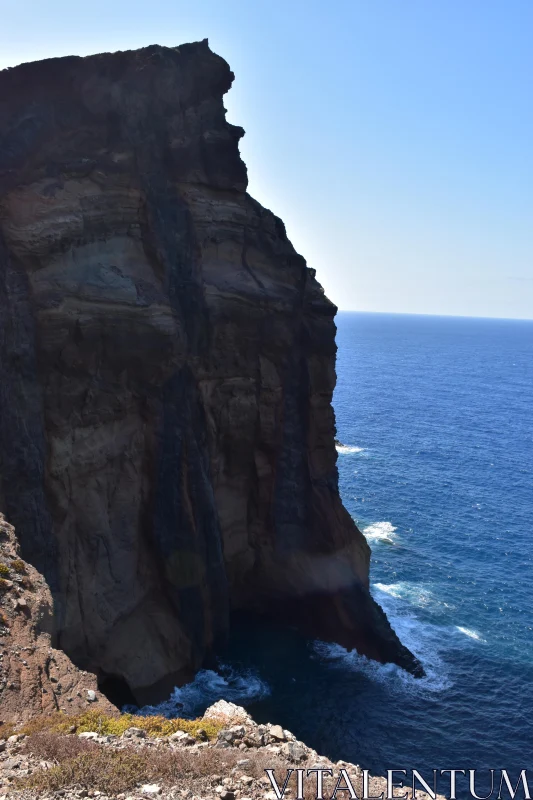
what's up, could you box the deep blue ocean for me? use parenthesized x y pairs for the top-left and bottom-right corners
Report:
(144, 312), (533, 784)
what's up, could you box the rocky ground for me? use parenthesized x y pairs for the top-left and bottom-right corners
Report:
(0, 700), (443, 800)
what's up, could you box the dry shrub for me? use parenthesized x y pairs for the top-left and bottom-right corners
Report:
(0, 562), (10, 577)
(21, 732), (98, 762)
(153, 746), (242, 779)
(18, 748), (149, 794)
(0, 722), (16, 739)
(15, 712), (74, 737)
(19, 743), (242, 793)
(245, 753), (329, 800)
(10, 559), (26, 574)
(242, 749), (288, 779)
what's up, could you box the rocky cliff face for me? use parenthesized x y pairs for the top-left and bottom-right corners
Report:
(0, 40), (422, 705)
(0, 513), (115, 722)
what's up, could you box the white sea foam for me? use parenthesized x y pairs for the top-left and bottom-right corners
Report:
(363, 521), (397, 545)
(374, 581), (435, 609)
(336, 444), (365, 454)
(456, 626), (485, 642)
(312, 582), (454, 695)
(373, 581), (457, 613)
(132, 665), (270, 719)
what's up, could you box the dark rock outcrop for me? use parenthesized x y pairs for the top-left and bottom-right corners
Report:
(0, 40), (422, 704)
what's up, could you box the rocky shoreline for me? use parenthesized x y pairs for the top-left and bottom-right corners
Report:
(0, 700), (441, 800)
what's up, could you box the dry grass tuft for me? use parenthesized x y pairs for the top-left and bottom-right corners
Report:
(160, 746), (243, 778)
(0, 722), (16, 739)
(10, 712), (73, 737)
(0, 562), (10, 577)
(240, 750), (289, 779)
(21, 732), (98, 761)
(10, 559), (26, 574)
(17, 736), (244, 794)
(18, 748), (149, 794)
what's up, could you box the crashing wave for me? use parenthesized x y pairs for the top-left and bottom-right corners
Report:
(363, 521), (397, 545)
(130, 664), (270, 719)
(456, 626), (485, 642)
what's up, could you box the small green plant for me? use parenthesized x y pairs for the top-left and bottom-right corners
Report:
(11, 559), (26, 574)
(15, 710), (224, 741)
(73, 709), (224, 740)
(0, 563), (10, 577)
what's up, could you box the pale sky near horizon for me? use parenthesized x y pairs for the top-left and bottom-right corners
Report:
(1, 1), (532, 320)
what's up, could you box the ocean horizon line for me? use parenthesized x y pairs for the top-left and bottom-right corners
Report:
(336, 309), (533, 323)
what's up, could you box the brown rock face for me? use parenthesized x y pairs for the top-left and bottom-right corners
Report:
(0, 41), (422, 704)
(0, 513), (116, 722)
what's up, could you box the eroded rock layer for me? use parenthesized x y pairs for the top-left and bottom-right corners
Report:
(0, 41), (422, 703)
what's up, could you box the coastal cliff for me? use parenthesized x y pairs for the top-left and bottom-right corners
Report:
(0, 40), (422, 706)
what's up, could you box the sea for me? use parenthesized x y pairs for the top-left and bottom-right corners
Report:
(141, 312), (533, 784)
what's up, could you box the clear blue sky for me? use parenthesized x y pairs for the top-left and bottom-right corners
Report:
(2, 1), (532, 319)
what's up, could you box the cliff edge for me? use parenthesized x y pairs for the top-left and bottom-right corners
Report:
(0, 40), (422, 705)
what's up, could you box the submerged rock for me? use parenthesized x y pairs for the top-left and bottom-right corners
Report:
(0, 40), (423, 708)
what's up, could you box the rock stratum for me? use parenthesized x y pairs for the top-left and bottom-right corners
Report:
(0, 40), (422, 707)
